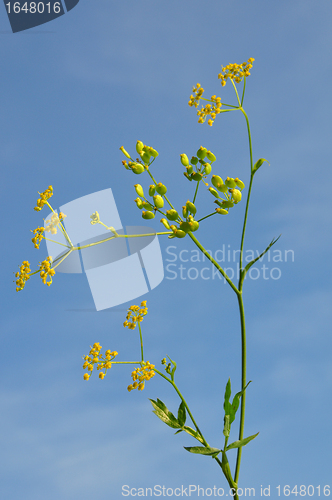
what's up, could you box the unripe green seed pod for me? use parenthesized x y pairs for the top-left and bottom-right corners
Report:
(134, 184), (144, 197)
(182, 206), (188, 218)
(206, 150), (216, 162)
(166, 209), (179, 221)
(216, 208), (228, 215)
(186, 200), (197, 216)
(197, 146), (207, 159)
(156, 183), (167, 195)
(120, 146), (131, 159)
(211, 175), (224, 190)
(160, 218), (171, 229)
(149, 148), (159, 158)
(214, 200), (223, 208)
(153, 195), (164, 208)
(149, 185), (156, 196)
(136, 141), (144, 154)
(230, 188), (242, 202)
(235, 178), (245, 190)
(142, 201), (154, 211)
(191, 172), (203, 181)
(142, 211), (155, 220)
(132, 163), (145, 174)
(186, 165), (193, 175)
(135, 197), (144, 209)
(221, 200), (234, 208)
(208, 187), (220, 198)
(175, 230), (186, 238)
(140, 152), (151, 165)
(180, 154), (189, 167)
(203, 163), (212, 175)
(190, 220), (199, 232)
(191, 156), (198, 165)
(225, 177), (236, 188)
(180, 221), (192, 233)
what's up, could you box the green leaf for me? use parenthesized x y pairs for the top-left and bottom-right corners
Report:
(174, 429), (183, 435)
(223, 378), (232, 416)
(226, 432), (259, 451)
(252, 158), (270, 174)
(183, 425), (205, 444)
(149, 399), (181, 429)
(229, 381), (251, 424)
(184, 446), (221, 456)
(242, 236), (281, 281)
(177, 401), (186, 427)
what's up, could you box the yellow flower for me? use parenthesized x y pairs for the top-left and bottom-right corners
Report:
(38, 257), (55, 286)
(34, 186), (53, 212)
(127, 361), (155, 392)
(14, 260), (31, 291)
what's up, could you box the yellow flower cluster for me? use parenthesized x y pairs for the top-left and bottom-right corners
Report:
(123, 301), (148, 330)
(218, 58), (255, 86)
(188, 84), (222, 126)
(44, 212), (66, 235)
(15, 261), (31, 291)
(82, 342), (118, 380)
(38, 256), (55, 286)
(34, 186), (53, 212)
(197, 95), (222, 126)
(127, 361), (155, 392)
(31, 227), (45, 249)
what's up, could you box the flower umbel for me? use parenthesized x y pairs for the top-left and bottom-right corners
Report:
(218, 58), (255, 86)
(34, 186), (53, 211)
(14, 261), (31, 291)
(31, 227), (45, 249)
(82, 342), (118, 380)
(123, 301), (148, 330)
(38, 256), (55, 286)
(127, 361), (155, 392)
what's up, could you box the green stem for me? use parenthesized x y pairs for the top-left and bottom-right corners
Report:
(234, 292), (246, 485)
(192, 180), (200, 204)
(188, 232), (239, 295)
(196, 211), (218, 223)
(138, 322), (144, 362)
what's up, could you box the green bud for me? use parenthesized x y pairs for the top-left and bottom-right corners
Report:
(180, 221), (192, 233)
(149, 185), (156, 196)
(180, 154), (189, 167)
(230, 188), (242, 202)
(136, 141), (144, 154)
(149, 147), (159, 158)
(160, 218), (170, 229)
(142, 201), (154, 211)
(134, 197), (143, 209)
(166, 209), (179, 221)
(175, 230), (186, 238)
(203, 163), (212, 175)
(120, 146), (131, 159)
(208, 187), (220, 198)
(211, 175), (224, 190)
(156, 183), (167, 195)
(182, 206), (188, 218)
(191, 172), (203, 181)
(132, 163), (145, 174)
(190, 220), (199, 232)
(186, 165), (193, 175)
(142, 211), (155, 220)
(206, 150), (216, 162)
(225, 177), (236, 188)
(186, 200), (197, 216)
(235, 178), (245, 190)
(221, 200), (234, 208)
(197, 146), (207, 159)
(140, 152), (151, 165)
(191, 156), (198, 165)
(153, 195), (164, 208)
(216, 208), (228, 215)
(134, 184), (144, 197)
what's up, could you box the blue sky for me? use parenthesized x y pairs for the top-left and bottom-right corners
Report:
(1, 1), (332, 498)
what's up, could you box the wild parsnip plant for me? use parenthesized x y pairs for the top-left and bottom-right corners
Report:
(14, 58), (279, 499)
